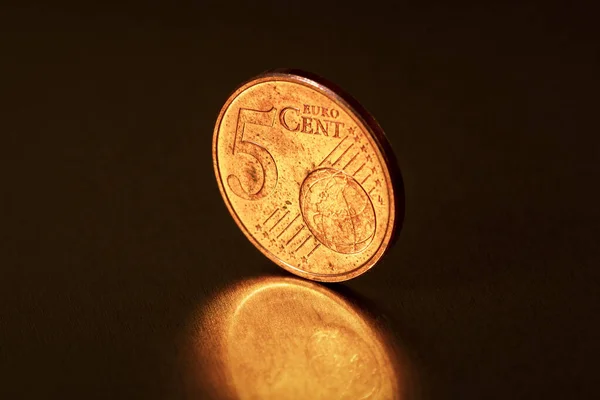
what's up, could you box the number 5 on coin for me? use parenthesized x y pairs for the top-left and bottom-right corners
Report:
(227, 107), (278, 200)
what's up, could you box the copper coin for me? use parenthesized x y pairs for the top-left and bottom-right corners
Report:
(212, 70), (402, 282)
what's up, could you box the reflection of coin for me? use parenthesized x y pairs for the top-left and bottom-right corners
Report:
(306, 326), (381, 399)
(213, 69), (402, 281)
(223, 278), (396, 400)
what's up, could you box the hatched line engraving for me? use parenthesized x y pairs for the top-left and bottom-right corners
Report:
(306, 243), (321, 259)
(269, 211), (289, 232)
(367, 186), (375, 195)
(352, 162), (366, 177)
(294, 234), (313, 253)
(277, 214), (300, 238)
(286, 225), (306, 245)
(332, 143), (355, 166)
(360, 173), (372, 185)
(341, 152), (360, 171)
(262, 208), (280, 225)
(318, 136), (349, 166)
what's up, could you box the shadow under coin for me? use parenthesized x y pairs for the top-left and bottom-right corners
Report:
(184, 276), (418, 400)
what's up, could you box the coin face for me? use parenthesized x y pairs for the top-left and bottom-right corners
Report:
(213, 70), (401, 282)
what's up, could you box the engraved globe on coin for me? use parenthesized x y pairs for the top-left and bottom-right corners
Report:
(300, 168), (376, 254)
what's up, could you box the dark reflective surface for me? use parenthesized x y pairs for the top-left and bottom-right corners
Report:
(1, 2), (598, 399)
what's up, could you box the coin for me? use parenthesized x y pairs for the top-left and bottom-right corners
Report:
(212, 69), (402, 282)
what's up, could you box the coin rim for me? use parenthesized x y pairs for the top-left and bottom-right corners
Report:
(212, 70), (399, 282)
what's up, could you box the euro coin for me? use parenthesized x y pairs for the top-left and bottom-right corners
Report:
(212, 70), (402, 282)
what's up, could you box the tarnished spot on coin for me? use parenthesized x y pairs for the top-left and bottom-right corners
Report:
(213, 70), (402, 282)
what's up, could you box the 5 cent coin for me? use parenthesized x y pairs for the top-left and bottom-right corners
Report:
(212, 70), (403, 282)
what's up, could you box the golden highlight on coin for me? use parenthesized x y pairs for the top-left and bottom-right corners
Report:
(213, 70), (402, 282)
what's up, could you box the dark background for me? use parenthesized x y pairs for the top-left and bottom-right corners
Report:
(1, 1), (598, 399)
